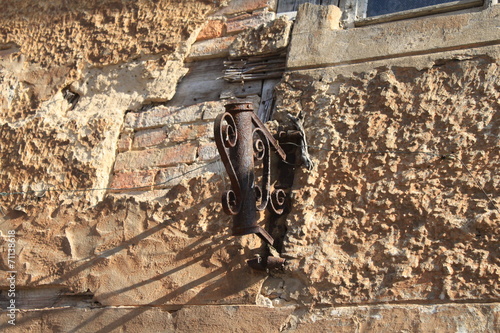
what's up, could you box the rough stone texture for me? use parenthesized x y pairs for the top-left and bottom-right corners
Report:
(289, 304), (500, 332)
(229, 16), (293, 58)
(274, 55), (500, 305)
(1, 0), (500, 331)
(1, 303), (498, 332)
(0, 1), (216, 68)
(0, 177), (268, 307)
(0, 0), (221, 205)
(292, 2), (342, 33)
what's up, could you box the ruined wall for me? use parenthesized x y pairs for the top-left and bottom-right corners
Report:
(1, 0), (499, 332)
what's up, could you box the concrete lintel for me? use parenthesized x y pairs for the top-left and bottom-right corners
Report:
(287, 4), (500, 70)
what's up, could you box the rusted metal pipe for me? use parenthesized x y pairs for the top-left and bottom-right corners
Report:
(214, 101), (288, 247)
(227, 103), (258, 237)
(247, 255), (286, 271)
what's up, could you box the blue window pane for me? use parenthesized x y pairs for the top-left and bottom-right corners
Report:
(367, 0), (457, 17)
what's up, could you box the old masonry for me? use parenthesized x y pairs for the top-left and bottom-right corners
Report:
(1, 0), (499, 331)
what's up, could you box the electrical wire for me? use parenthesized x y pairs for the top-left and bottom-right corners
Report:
(0, 142), (498, 214)
(0, 159), (221, 197)
(280, 141), (440, 157)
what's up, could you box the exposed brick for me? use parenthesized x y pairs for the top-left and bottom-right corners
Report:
(117, 132), (133, 152)
(114, 143), (197, 171)
(214, 0), (277, 16)
(109, 170), (156, 192)
(196, 19), (226, 41)
(125, 105), (203, 130)
(158, 143), (198, 167)
(155, 162), (221, 188)
(187, 36), (237, 61)
(168, 123), (213, 142)
(197, 142), (218, 161)
(226, 11), (275, 34)
(133, 128), (167, 149)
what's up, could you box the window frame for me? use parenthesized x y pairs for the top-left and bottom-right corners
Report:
(341, 0), (486, 26)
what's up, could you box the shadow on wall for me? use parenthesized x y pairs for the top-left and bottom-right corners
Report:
(11, 175), (265, 331)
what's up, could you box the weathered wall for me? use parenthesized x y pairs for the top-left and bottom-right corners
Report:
(275, 54), (500, 304)
(0, 1), (287, 331)
(1, 0), (499, 331)
(0, 0), (219, 206)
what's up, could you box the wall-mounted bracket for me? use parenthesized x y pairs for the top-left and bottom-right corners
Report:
(214, 101), (288, 270)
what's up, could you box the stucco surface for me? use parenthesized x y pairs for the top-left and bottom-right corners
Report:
(274, 55), (500, 305)
(1, 0), (499, 331)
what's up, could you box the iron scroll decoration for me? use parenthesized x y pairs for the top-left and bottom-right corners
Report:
(214, 101), (287, 269)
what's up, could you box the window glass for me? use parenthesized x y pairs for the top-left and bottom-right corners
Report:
(366, 0), (457, 17)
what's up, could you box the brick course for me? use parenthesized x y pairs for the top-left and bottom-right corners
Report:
(214, 0), (277, 16)
(114, 143), (197, 171)
(197, 142), (218, 161)
(109, 170), (156, 192)
(133, 128), (167, 149)
(197, 19), (226, 41)
(226, 11), (275, 34)
(117, 132), (133, 152)
(168, 123), (213, 142)
(125, 105), (204, 130)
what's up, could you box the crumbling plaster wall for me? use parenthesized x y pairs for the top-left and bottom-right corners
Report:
(0, 0), (219, 205)
(0, 1), (299, 331)
(265, 3), (500, 329)
(0, 0), (499, 332)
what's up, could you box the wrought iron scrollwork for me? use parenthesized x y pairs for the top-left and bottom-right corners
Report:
(214, 112), (241, 215)
(214, 101), (288, 248)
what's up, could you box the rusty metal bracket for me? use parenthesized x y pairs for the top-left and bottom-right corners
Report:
(214, 101), (288, 270)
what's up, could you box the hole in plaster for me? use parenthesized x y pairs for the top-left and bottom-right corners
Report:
(62, 86), (80, 111)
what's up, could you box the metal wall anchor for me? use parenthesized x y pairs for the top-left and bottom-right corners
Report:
(214, 101), (288, 269)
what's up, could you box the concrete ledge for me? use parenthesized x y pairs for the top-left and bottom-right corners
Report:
(292, 303), (500, 332)
(288, 4), (500, 70)
(1, 303), (498, 332)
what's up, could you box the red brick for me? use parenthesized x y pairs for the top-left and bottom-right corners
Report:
(226, 11), (275, 34)
(117, 132), (133, 152)
(215, 0), (276, 16)
(114, 143), (197, 171)
(197, 142), (218, 161)
(196, 19), (226, 41)
(168, 124), (213, 142)
(109, 170), (156, 192)
(133, 128), (167, 149)
(158, 143), (198, 167)
(187, 36), (237, 61)
(125, 105), (204, 130)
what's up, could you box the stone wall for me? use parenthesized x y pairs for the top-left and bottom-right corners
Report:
(1, 0), (499, 331)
